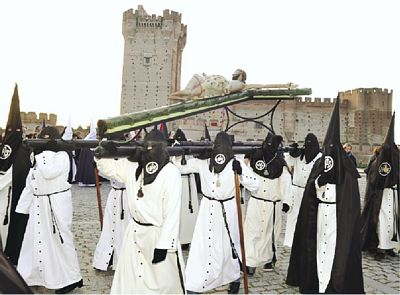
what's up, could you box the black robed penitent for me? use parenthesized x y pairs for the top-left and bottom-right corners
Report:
(0, 85), (31, 265)
(286, 97), (364, 293)
(360, 112), (399, 251)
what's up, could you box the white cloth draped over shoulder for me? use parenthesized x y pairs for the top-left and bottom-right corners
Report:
(0, 168), (12, 248)
(92, 179), (131, 271)
(95, 158), (185, 294)
(16, 151), (82, 289)
(174, 157), (259, 293)
(315, 180), (337, 293)
(244, 165), (292, 267)
(284, 152), (322, 247)
(179, 173), (199, 245)
(377, 186), (399, 250)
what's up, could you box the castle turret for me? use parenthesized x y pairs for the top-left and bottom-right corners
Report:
(120, 5), (187, 114)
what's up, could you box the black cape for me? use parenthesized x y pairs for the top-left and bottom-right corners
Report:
(0, 248), (31, 293)
(286, 157), (364, 293)
(75, 148), (96, 185)
(4, 144), (31, 265)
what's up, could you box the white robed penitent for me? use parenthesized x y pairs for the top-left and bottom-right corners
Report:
(16, 151), (82, 289)
(377, 185), (399, 250)
(244, 166), (291, 268)
(93, 179), (131, 270)
(284, 152), (322, 247)
(95, 158), (185, 294)
(175, 158), (259, 293)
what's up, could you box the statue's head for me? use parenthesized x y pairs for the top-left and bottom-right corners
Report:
(232, 69), (246, 83)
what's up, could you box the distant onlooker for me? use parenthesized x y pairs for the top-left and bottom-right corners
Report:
(364, 145), (382, 175)
(343, 143), (357, 167)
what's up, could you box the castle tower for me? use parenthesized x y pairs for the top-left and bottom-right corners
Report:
(120, 5), (187, 114)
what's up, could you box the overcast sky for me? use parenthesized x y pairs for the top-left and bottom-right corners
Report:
(0, 0), (398, 141)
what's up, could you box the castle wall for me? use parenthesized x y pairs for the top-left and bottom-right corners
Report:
(170, 89), (393, 164)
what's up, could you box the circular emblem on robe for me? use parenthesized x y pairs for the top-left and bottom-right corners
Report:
(214, 154), (226, 165)
(145, 162), (159, 174)
(378, 162), (391, 176)
(255, 160), (266, 171)
(0, 145), (12, 160)
(324, 156), (334, 172)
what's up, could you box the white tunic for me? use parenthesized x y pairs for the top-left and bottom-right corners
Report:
(315, 179), (337, 293)
(284, 153), (322, 247)
(16, 151), (82, 289)
(377, 185), (399, 250)
(244, 166), (292, 267)
(0, 168), (12, 248)
(95, 158), (184, 294)
(93, 179), (131, 271)
(175, 158), (259, 293)
(179, 173), (199, 244)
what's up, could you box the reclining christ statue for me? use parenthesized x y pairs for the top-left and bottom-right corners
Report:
(170, 69), (298, 101)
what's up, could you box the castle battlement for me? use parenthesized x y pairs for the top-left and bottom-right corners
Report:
(20, 111), (57, 125)
(341, 87), (393, 95)
(295, 96), (335, 104)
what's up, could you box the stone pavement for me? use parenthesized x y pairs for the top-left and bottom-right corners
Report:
(30, 172), (400, 294)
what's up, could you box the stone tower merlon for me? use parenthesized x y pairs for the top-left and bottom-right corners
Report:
(120, 6), (186, 115)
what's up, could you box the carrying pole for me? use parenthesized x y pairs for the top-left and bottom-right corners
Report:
(94, 166), (103, 230)
(234, 172), (249, 294)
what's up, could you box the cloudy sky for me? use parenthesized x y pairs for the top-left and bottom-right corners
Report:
(0, 0), (398, 140)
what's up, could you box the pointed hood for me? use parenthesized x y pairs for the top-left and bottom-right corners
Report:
(5, 84), (22, 134)
(173, 128), (187, 142)
(209, 131), (234, 173)
(204, 124), (211, 141)
(369, 112), (399, 189)
(84, 121), (97, 140)
(0, 84), (23, 172)
(250, 132), (286, 179)
(61, 116), (73, 140)
(302, 133), (320, 163)
(318, 96), (359, 184)
(136, 129), (169, 185)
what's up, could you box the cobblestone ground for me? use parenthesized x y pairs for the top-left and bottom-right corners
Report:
(30, 172), (400, 294)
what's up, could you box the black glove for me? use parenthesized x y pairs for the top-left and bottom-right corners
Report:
(93, 146), (106, 158)
(152, 248), (168, 264)
(232, 159), (242, 175)
(289, 142), (302, 158)
(102, 141), (118, 154)
(282, 203), (290, 213)
(317, 172), (328, 187)
(127, 147), (143, 162)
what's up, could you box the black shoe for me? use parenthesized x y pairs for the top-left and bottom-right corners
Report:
(55, 279), (83, 294)
(386, 249), (397, 257)
(228, 281), (240, 294)
(181, 243), (190, 251)
(374, 252), (385, 260)
(246, 266), (256, 276)
(263, 262), (274, 272)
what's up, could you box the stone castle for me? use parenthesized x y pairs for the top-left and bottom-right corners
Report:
(120, 5), (186, 114)
(120, 6), (393, 164)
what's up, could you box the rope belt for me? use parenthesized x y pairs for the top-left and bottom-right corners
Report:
(292, 183), (305, 189)
(112, 187), (126, 220)
(3, 186), (11, 226)
(33, 188), (71, 244)
(203, 194), (240, 262)
(181, 174), (194, 213)
(317, 199), (336, 205)
(132, 216), (154, 227)
(251, 195), (281, 263)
